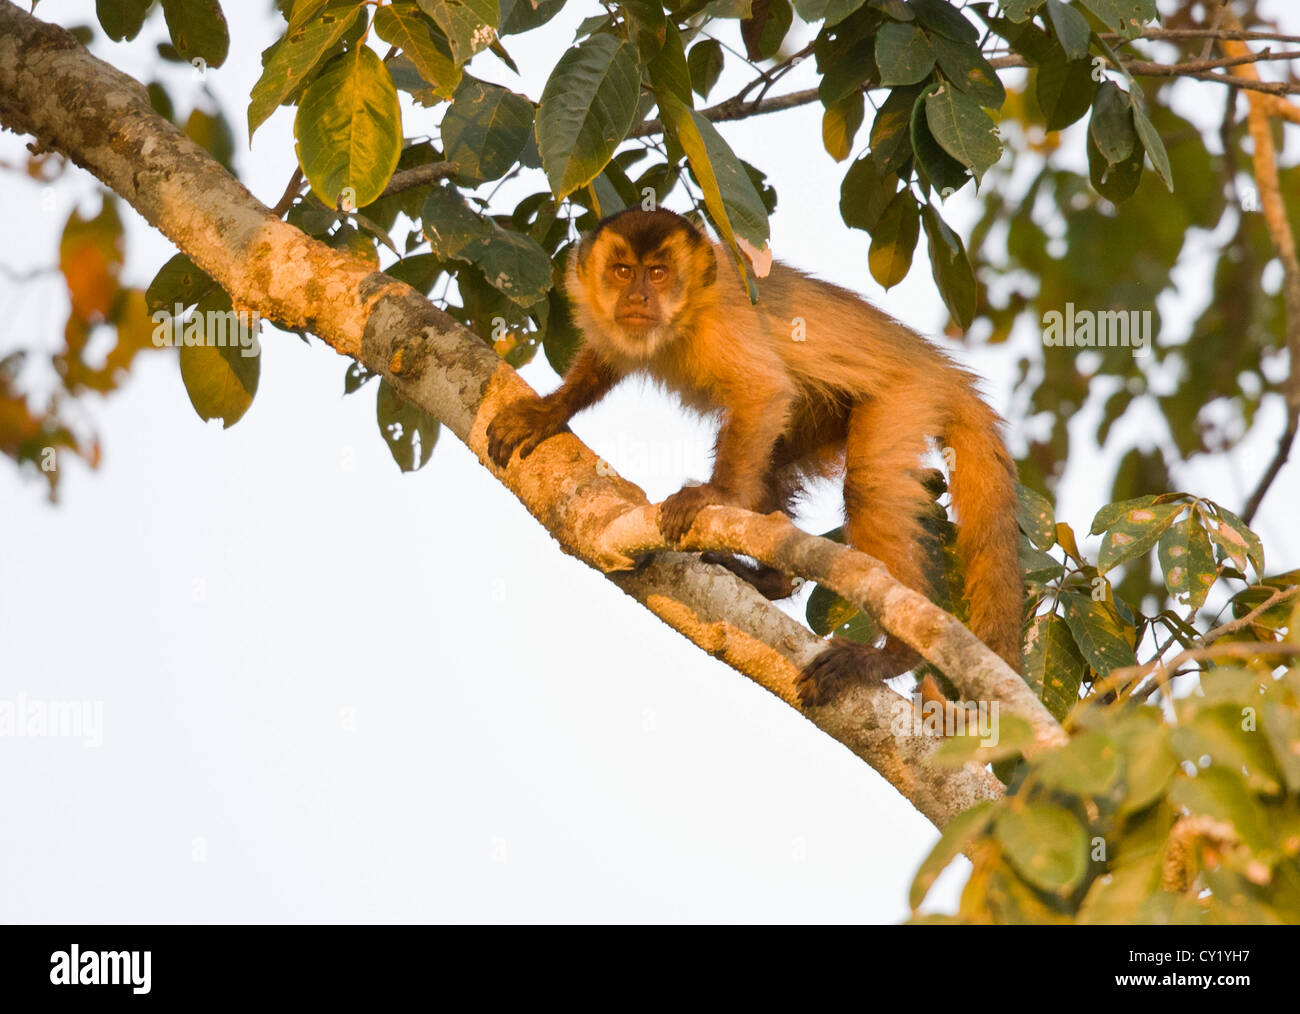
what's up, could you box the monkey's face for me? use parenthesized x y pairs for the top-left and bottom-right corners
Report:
(572, 210), (717, 360)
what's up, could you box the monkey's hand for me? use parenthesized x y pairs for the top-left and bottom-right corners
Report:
(486, 399), (566, 468)
(658, 483), (729, 544)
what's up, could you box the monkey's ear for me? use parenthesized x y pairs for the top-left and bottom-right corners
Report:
(575, 230), (600, 273)
(699, 245), (718, 287)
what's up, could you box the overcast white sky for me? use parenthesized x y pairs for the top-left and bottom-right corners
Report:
(2, 0), (1297, 923)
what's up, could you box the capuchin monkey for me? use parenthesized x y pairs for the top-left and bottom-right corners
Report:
(486, 208), (1023, 705)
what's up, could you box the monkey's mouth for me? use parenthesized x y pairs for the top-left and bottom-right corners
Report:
(616, 313), (658, 327)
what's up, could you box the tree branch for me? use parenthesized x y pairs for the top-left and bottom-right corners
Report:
(0, 0), (1017, 828)
(1219, 18), (1300, 522)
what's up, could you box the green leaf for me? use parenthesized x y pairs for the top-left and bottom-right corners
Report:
(910, 85), (969, 194)
(677, 105), (771, 248)
(1262, 698), (1300, 794)
(536, 35), (641, 200)
(476, 224), (554, 307)
(705, 0), (754, 17)
(998, 0), (1046, 21)
(414, 0), (499, 66)
(1036, 52), (1096, 131)
(542, 285), (582, 375)
(248, 1), (366, 137)
(1087, 130), (1144, 202)
(1097, 501), (1182, 573)
(440, 79), (534, 182)
(869, 188), (920, 289)
(907, 0), (977, 44)
(995, 803), (1089, 893)
(924, 82), (1003, 185)
(875, 21), (936, 86)
(1207, 504), (1265, 576)
(934, 715), (1036, 766)
(178, 292), (260, 428)
(1016, 483), (1056, 549)
(621, 0), (667, 59)
(1173, 704), (1283, 796)
(97, 0), (153, 41)
(295, 46), (403, 209)
(868, 0), (912, 18)
(921, 203), (975, 327)
(931, 35), (1005, 108)
(499, 0), (565, 35)
(869, 84), (919, 173)
(822, 92), (865, 163)
(1022, 612), (1085, 722)
(146, 254), (216, 315)
(373, 3), (461, 100)
(647, 20), (693, 106)
(840, 151), (898, 233)
(792, 0), (868, 27)
(1091, 493), (1165, 535)
(687, 39), (725, 99)
(1034, 730), (1121, 796)
(1157, 516), (1217, 610)
(741, 0), (793, 60)
(1045, 0), (1091, 60)
(1078, 0), (1156, 39)
(806, 583), (878, 641)
(160, 0), (230, 68)
(421, 185), (494, 260)
(377, 378), (440, 471)
(1130, 96), (1173, 191)
(383, 252), (447, 294)
(1169, 766), (1274, 856)
(1088, 80), (1137, 164)
(1061, 591), (1138, 674)
(909, 801), (996, 909)
(344, 361), (375, 394)
(1115, 714), (1177, 814)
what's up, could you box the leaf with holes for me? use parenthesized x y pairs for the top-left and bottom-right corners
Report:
(374, 3), (461, 99)
(415, 0), (498, 65)
(377, 378), (440, 471)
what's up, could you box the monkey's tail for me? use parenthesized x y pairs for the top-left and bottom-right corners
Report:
(942, 387), (1024, 674)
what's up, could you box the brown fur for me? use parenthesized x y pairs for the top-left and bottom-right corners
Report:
(487, 209), (1023, 703)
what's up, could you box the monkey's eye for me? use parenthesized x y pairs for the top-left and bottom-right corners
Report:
(647, 266), (668, 283)
(612, 264), (633, 281)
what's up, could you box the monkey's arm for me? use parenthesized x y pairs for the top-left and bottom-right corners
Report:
(659, 384), (792, 543)
(486, 347), (622, 467)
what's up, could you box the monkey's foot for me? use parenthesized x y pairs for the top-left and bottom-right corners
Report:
(701, 552), (796, 599)
(658, 483), (725, 544)
(796, 640), (915, 707)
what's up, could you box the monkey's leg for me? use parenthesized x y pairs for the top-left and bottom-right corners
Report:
(699, 455), (801, 599)
(796, 397), (935, 706)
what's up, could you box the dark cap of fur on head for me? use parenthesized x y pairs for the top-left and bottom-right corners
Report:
(576, 208), (717, 286)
